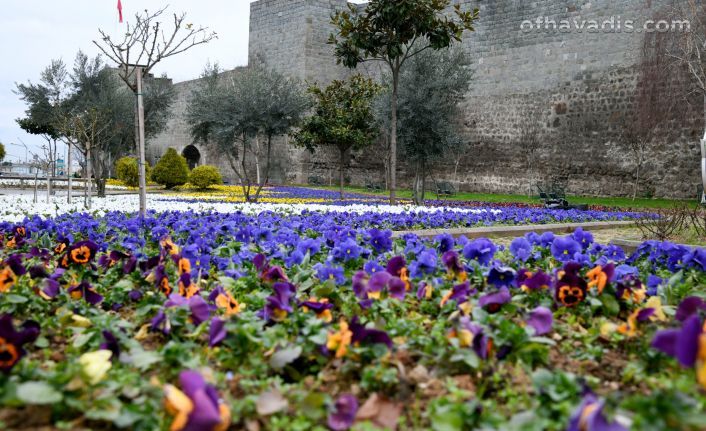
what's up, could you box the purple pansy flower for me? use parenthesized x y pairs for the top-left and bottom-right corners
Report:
(478, 287), (512, 313)
(100, 330), (121, 361)
(163, 370), (230, 431)
(487, 266), (516, 287)
(67, 281), (104, 305)
(165, 294), (211, 325)
(675, 296), (706, 322)
(328, 394), (358, 431)
(349, 317), (393, 349)
(0, 314), (40, 373)
(516, 269), (552, 291)
(526, 307), (553, 336)
(567, 392), (627, 431)
(209, 318), (227, 347)
(652, 314), (705, 370)
(261, 282), (296, 322)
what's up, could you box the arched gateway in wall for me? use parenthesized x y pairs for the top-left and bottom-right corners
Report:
(182, 145), (201, 170)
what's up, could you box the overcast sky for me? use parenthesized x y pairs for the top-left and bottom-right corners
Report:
(0, 0), (364, 163)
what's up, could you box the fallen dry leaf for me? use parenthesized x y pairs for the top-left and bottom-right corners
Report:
(355, 393), (402, 430)
(256, 389), (289, 416)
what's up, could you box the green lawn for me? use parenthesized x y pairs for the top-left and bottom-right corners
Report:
(304, 184), (696, 210)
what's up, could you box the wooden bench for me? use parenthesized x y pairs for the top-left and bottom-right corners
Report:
(436, 181), (456, 198)
(537, 183), (569, 209)
(365, 182), (384, 193)
(308, 176), (324, 186)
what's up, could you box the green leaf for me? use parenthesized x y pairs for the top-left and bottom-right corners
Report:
(73, 332), (94, 348)
(600, 293), (620, 317)
(431, 403), (464, 431)
(4, 294), (28, 304)
(17, 381), (63, 405)
(128, 349), (162, 370)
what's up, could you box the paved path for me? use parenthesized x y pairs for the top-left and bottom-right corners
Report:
(391, 220), (637, 239)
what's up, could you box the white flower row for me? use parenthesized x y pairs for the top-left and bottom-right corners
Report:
(0, 193), (499, 223)
(0, 178), (127, 190)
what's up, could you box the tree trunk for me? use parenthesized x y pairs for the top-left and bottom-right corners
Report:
(96, 179), (106, 197)
(339, 148), (345, 200)
(67, 142), (72, 203)
(86, 144), (92, 210)
(633, 164), (640, 201)
(389, 67), (399, 205)
(45, 167), (51, 204)
(240, 136), (252, 202)
(33, 171), (38, 204)
(254, 135), (261, 185)
(420, 159), (426, 204)
(253, 134), (273, 202)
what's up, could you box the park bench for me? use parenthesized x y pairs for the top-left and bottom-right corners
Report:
(366, 182), (384, 193)
(436, 181), (456, 199)
(308, 175), (324, 186)
(537, 183), (570, 209)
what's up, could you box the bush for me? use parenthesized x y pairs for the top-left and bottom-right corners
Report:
(115, 157), (152, 188)
(189, 165), (222, 189)
(151, 148), (189, 189)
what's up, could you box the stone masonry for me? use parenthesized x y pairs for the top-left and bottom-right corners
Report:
(148, 0), (703, 198)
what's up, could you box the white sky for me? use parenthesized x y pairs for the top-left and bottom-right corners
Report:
(0, 0), (365, 162)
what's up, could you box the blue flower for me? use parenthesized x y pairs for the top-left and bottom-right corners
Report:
(462, 238), (497, 265)
(509, 237), (532, 262)
(333, 238), (362, 261)
(409, 250), (438, 278)
(487, 266), (516, 287)
(550, 237), (581, 262)
(296, 238), (322, 256)
(314, 262), (346, 285)
(368, 229), (392, 252)
(434, 233), (455, 253)
(571, 228), (594, 250)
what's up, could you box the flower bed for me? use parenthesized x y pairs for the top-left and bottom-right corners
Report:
(0, 193), (650, 230)
(0, 208), (705, 430)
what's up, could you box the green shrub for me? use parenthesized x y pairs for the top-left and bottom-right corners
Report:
(115, 157), (152, 187)
(189, 165), (222, 189)
(151, 148), (189, 189)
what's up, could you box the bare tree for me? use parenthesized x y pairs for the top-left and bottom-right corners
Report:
(517, 107), (544, 197)
(93, 7), (216, 215)
(665, 1), (706, 197)
(612, 9), (690, 200)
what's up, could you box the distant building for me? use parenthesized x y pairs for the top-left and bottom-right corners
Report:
(0, 162), (46, 176)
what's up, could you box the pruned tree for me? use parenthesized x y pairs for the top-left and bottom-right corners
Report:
(330, 0), (478, 204)
(15, 59), (68, 198)
(376, 47), (471, 204)
(56, 52), (174, 198)
(664, 1), (706, 198)
(293, 75), (381, 199)
(187, 64), (309, 202)
(93, 6), (216, 215)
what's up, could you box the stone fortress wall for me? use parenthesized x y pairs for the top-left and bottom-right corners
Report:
(148, 0), (703, 198)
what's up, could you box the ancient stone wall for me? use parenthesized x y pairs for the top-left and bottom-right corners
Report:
(149, 0), (703, 198)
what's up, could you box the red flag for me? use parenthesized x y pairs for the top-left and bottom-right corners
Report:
(117, 0), (123, 23)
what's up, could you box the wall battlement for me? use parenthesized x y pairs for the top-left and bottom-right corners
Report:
(148, 0), (702, 198)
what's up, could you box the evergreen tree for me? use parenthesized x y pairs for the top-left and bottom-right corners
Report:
(152, 148), (189, 189)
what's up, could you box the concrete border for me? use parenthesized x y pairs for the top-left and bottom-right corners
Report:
(611, 238), (703, 253)
(391, 220), (637, 239)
